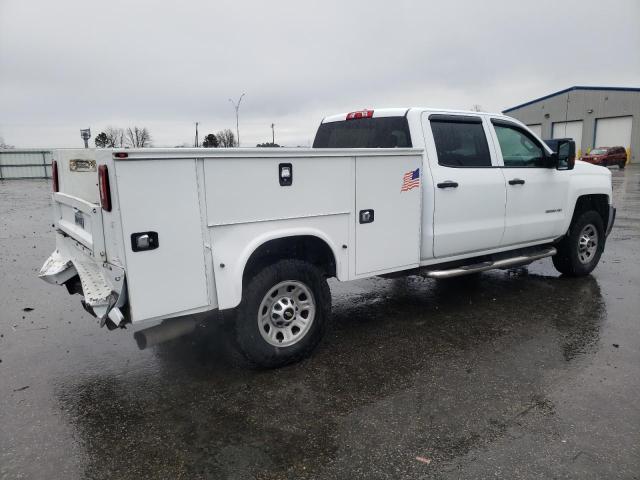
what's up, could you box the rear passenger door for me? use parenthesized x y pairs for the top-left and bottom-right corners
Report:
(422, 113), (506, 258)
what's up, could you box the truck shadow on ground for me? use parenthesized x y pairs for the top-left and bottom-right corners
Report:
(55, 270), (605, 479)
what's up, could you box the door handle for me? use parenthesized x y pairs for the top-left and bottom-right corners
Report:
(508, 178), (525, 185)
(437, 181), (459, 189)
(359, 209), (374, 224)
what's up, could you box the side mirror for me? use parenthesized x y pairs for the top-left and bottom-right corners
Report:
(544, 138), (575, 170)
(556, 139), (575, 170)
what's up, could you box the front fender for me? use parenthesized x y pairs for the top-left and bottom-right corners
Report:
(561, 163), (613, 233)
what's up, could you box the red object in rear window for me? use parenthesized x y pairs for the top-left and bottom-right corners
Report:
(98, 165), (112, 212)
(346, 109), (374, 120)
(52, 160), (59, 192)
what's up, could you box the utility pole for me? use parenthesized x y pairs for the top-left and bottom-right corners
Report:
(229, 93), (245, 147)
(194, 122), (199, 147)
(271, 123), (275, 145)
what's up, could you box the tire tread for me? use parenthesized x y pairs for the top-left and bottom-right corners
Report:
(552, 210), (604, 276)
(235, 259), (330, 368)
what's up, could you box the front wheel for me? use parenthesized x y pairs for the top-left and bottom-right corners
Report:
(552, 210), (605, 276)
(235, 259), (331, 368)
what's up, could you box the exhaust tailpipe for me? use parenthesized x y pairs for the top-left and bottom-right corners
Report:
(134, 317), (197, 350)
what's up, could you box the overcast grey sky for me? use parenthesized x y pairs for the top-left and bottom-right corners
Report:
(1, 0), (639, 148)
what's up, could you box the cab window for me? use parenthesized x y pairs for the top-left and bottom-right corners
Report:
(430, 117), (491, 167)
(313, 117), (412, 148)
(493, 123), (545, 167)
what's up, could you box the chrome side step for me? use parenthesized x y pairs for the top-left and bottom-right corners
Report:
(424, 247), (557, 279)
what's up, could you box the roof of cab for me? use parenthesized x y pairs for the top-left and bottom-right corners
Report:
(321, 107), (505, 123)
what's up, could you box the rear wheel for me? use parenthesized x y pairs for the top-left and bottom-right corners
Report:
(235, 259), (330, 368)
(619, 160), (626, 169)
(552, 210), (604, 276)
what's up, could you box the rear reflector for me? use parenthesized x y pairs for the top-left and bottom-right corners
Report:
(98, 165), (112, 212)
(52, 160), (59, 192)
(346, 109), (374, 120)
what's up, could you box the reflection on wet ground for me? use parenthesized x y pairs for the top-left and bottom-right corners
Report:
(1, 168), (639, 479)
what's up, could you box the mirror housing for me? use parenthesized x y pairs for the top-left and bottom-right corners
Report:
(544, 138), (575, 170)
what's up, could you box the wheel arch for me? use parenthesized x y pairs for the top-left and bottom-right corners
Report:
(216, 228), (343, 310)
(242, 234), (338, 284)
(564, 193), (610, 234)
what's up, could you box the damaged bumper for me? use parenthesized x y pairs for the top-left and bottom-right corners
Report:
(39, 236), (127, 327)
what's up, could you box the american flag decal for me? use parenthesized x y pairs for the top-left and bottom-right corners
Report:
(401, 168), (420, 192)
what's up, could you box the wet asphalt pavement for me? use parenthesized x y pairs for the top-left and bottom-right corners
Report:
(1, 168), (639, 479)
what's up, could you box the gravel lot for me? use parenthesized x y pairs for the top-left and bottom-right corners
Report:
(1, 168), (639, 479)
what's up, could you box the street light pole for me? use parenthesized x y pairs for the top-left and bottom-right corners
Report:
(271, 123), (275, 145)
(80, 128), (91, 148)
(228, 93), (245, 147)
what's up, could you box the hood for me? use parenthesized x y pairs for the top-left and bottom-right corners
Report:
(574, 159), (611, 175)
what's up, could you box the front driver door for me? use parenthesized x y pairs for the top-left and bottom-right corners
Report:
(489, 119), (569, 247)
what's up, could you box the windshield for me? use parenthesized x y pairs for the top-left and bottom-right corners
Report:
(589, 148), (608, 155)
(313, 117), (412, 148)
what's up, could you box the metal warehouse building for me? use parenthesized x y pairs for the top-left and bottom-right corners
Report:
(503, 86), (640, 164)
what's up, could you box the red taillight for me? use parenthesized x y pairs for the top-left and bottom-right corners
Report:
(98, 165), (112, 212)
(346, 109), (374, 120)
(52, 160), (59, 192)
(114, 152), (128, 158)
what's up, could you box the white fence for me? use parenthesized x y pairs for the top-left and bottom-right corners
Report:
(0, 149), (53, 179)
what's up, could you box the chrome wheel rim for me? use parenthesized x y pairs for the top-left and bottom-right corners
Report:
(258, 280), (316, 347)
(577, 224), (598, 264)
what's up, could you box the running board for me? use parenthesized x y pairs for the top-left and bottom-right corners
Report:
(423, 247), (557, 279)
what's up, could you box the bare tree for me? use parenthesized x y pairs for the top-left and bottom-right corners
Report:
(216, 129), (237, 148)
(104, 127), (125, 147)
(125, 127), (152, 148)
(0, 136), (14, 149)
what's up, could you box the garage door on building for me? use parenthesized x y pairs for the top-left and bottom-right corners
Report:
(594, 116), (633, 151)
(552, 121), (583, 156)
(527, 124), (542, 138)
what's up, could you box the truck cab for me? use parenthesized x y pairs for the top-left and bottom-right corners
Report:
(314, 107), (615, 265)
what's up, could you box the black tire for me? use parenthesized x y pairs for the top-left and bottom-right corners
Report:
(552, 210), (605, 276)
(235, 259), (330, 368)
(619, 161), (626, 170)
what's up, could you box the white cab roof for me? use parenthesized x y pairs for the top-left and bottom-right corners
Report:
(321, 107), (506, 123)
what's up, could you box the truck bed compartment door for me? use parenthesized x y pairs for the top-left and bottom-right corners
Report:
(355, 154), (422, 275)
(116, 159), (209, 322)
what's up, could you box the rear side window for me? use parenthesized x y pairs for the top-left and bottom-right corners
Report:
(430, 119), (491, 167)
(313, 117), (412, 148)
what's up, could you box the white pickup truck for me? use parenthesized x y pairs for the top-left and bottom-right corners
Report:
(40, 108), (615, 367)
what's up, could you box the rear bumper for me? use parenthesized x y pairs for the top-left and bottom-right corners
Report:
(606, 206), (616, 237)
(39, 233), (127, 326)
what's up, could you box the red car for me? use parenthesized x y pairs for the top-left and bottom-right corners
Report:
(581, 146), (627, 169)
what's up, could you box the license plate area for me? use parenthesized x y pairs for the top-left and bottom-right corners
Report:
(74, 210), (85, 229)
